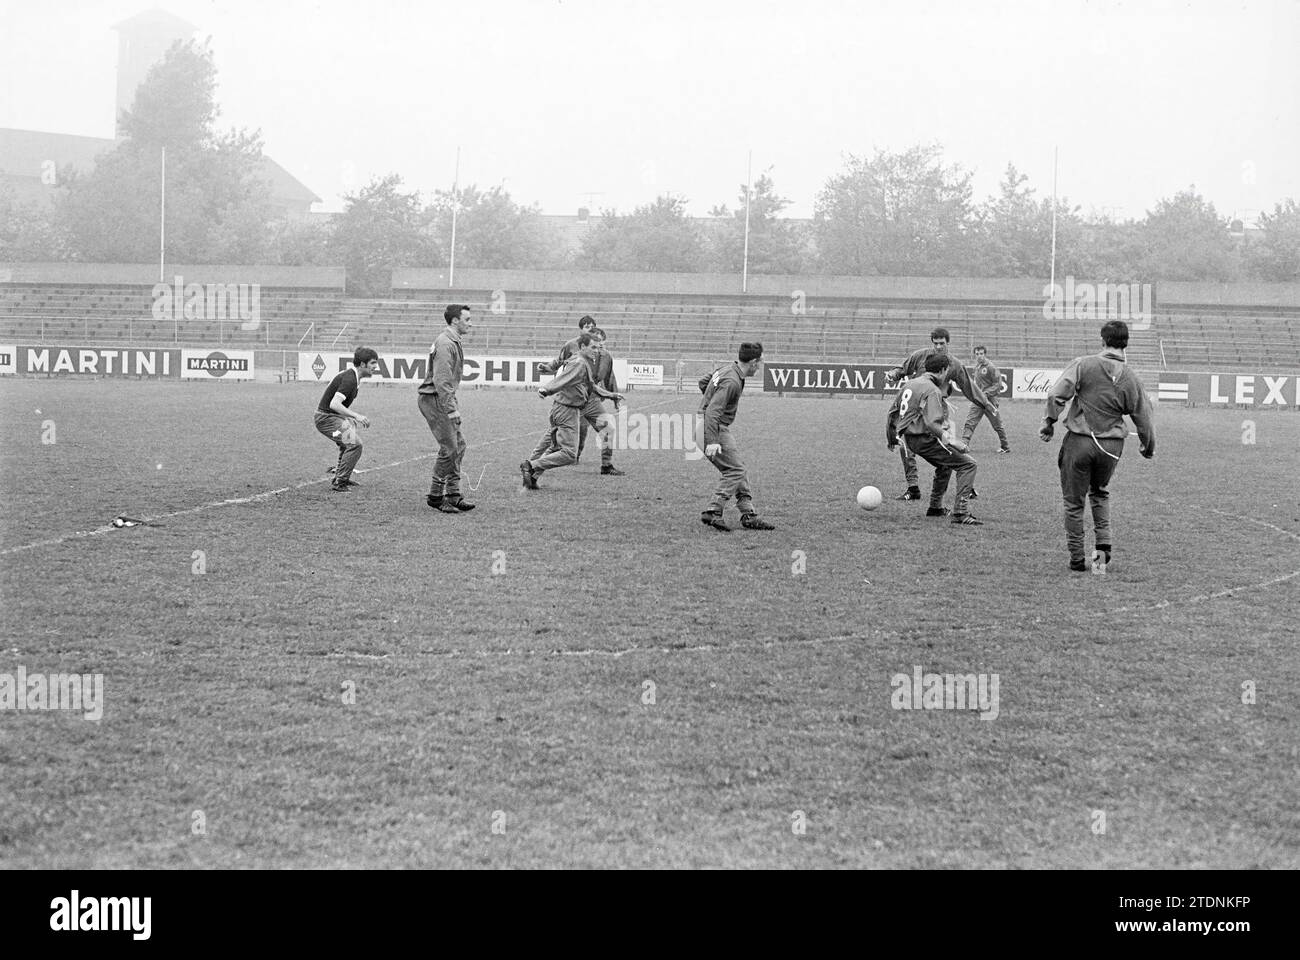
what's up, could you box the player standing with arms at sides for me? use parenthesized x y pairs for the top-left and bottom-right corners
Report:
(891, 353), (982, 525)
(884, 328), (996, 501)
(417, 304), (475, 514)
(1040, 320), (1155, 572)
(699, 342), (775, 532)
(962, 345), (1011, 453)
(520, 334), (624, 489)
(315, 346), (380, 492)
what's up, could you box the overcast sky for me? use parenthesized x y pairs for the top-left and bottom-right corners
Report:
(2, 0), (1297, 222)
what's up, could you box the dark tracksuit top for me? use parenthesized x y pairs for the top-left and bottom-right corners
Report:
(896, 373), (949, 440)
(539, 336), (584, 375)
(318, 367), (360, 413)
(588, 351), (619, 395)
(699, 362), (746, 447)
(971, 359), (1003, 398)
(888, 348), (993, 414)
(416, 328), (464, 415)
(886, 348), (992, 445)
(540, 354), (596, 406)
(1043, 349), (1155, 448)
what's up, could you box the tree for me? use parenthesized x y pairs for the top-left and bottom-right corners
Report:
(0, 182), (72, 261)
(329, 174), (435, 296)
(1138, 188), (1241, 281)
(975, 164), (1051, 277)
(1066, 213), (1146, 282)
(707, 170), (807, 275)
(577, 194), (707, 272)
(269, 217), (334, 266)
(1247, 199), (1300, 281)
(813, 144), (977, 276)
(428, 184), (565, 270)
(60, 39), (274, 263)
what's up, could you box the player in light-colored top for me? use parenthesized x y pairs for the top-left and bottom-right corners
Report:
(961, 345), (1011, 453)
(698, 342), (774, 532)
(891, 352), (982, 525)
(520, 333), (623, 489)
(1040, 320), (1155, 572)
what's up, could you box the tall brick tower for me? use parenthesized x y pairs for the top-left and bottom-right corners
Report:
(112, 9), (197, 136)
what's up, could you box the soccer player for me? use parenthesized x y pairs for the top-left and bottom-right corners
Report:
(1040, 320), (1155, 572)
(416, 304), (475, 513)
(961, 345), (1011, 453)
(315, 346), (380, 492)
(884, 327), (996, 501)
(889, 352), (982, 525)
(539, 315), (604, 465)
(576, 327), (625, 474)
(699, 342), (775, 532)
(537, 315), (598, 375)
(520, 333), (623, 489)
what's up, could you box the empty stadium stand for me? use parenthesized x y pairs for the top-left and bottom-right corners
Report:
(3, 280), (1298, 375)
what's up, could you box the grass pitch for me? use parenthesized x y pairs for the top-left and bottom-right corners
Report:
(1, 378), (1297, 868)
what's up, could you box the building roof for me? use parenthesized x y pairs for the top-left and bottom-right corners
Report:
(258, 155), (320, 204)
(0, 127), (319, 204)
(0, 128), (118, 180)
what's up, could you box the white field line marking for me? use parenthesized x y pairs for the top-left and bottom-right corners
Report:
(317, 633), (870, 660)
(1109, 505), (1299, 616)
(0, 397), (686, 558)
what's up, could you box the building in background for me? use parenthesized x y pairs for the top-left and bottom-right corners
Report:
(0, 8), (319, 219)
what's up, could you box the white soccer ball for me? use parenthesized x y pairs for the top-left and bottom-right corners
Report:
(857, 485), (883, 511)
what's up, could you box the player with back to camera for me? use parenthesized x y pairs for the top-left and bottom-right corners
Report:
(1040, 320), (1155, 572)
(890, 352), (983, 526)
(315, 346), (380, 492)
(698, 342), (775, 532)
(416, 304), (476, 513)
(884, 327), (997, 502)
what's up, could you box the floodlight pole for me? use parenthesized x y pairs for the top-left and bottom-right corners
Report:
(741, 150), (753, 294)
(1049, 146), (1058, 292)
(159, 146), (166, 284)
(448, 146), (461, 288)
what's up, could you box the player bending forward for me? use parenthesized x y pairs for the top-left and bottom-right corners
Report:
(888, 353), (983, 526)
(884, 327), (996, 502)
(315, 346), (380, 492)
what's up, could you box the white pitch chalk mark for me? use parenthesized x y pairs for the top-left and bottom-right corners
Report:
(0, 397), (685, 557)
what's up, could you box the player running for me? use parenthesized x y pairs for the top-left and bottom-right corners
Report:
(521, 333), (623, 489)
(889, 353), (982, 525)
(537, 315), (598, 376)
(539, 315), (616, 468)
